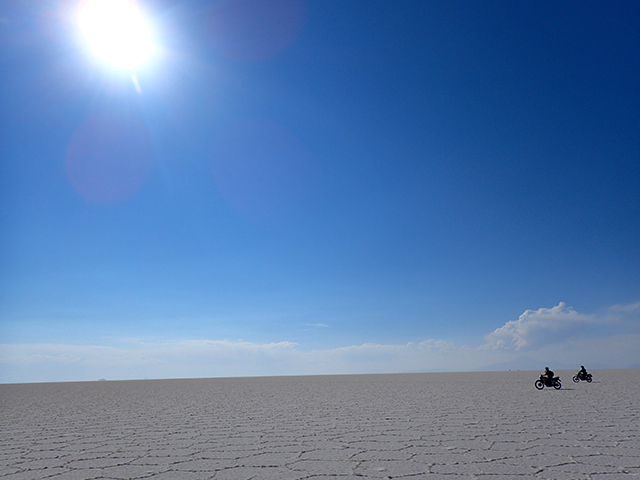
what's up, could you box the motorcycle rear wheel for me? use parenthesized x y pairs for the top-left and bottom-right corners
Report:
(586, 376), (592, 383)
(535, 379), (544, 390)
(573, 375), (580, 383)
(553, 379), (562, 389)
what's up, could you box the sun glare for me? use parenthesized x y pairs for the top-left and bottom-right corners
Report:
(79, 0), (153, 69)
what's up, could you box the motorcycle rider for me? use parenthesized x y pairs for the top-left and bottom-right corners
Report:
(578, 365), (588, 379)
(544, 367), (555, 385)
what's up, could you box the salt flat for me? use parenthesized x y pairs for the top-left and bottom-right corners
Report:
(1, 369), (639, 479)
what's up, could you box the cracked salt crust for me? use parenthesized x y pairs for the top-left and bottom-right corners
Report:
(1, 370), (639, 479)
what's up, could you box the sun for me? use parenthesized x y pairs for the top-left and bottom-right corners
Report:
(79, 0), (153, 69)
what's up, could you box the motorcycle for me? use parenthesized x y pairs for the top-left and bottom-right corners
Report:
(572, 371), (593, 383)
(535, 374), (562, 390)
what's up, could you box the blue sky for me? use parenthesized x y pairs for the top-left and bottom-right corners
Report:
(1, 0), (639, 383)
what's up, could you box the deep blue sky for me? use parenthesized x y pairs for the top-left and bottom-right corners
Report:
(1, 0), (639, 382)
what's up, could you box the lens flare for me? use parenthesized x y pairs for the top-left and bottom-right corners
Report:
(79, 0), (153, 69)
(66, 112), (154, 205)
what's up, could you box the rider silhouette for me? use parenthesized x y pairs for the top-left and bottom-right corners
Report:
(578, 365), (587, 379)
(544, 367), (554, 383)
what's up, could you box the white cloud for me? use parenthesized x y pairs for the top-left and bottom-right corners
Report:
(0, 343), (159, 367)
(607, 301), (640, 315)
(483, 300), (640, 353)
(419, 339), (455, 352)
(483, 302), (593, 351)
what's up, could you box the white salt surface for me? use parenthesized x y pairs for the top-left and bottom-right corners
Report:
(1, 370), (639, 479)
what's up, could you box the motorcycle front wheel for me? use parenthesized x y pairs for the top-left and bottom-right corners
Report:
(535, 380), (544, 390)
(553, 380), (562, 390)
(573, 375), (580, 383)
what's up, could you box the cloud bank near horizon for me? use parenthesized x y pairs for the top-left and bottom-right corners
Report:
(2, 302), (639, 383)
(483, 301), (640, 351)
(483, 302), (593, 351)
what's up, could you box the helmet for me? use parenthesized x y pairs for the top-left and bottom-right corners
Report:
(545, 367), (549, 371)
